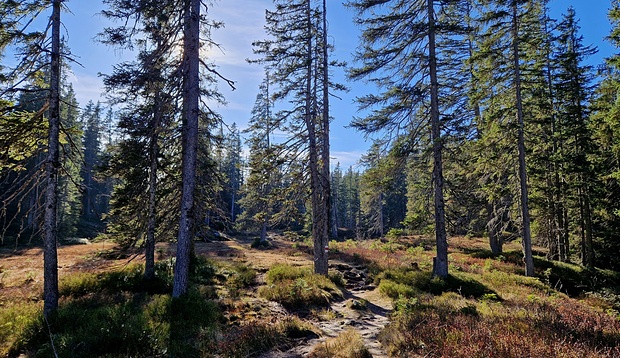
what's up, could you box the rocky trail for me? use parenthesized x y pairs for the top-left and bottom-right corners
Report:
(195, 234), (393, 357)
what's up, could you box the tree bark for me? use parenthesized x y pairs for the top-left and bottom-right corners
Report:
(487, 202), (503, 255)
(427, 0), (448, 278)
(173, 0), (200, 298)
(43, 0), (61, 317)
(512, 2), (535, 277)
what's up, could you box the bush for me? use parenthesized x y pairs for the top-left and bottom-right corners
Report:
(259, 264), (341, 308)
(379, 279), (417, 299)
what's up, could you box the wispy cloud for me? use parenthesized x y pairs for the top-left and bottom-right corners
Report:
(331, 150), (365, 170)
(67, 71), (106, 107)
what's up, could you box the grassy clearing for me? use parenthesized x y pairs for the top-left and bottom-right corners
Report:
(259, 263), (342, 308)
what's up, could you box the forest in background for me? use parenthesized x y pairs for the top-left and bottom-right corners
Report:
(2, 0), (620, 318)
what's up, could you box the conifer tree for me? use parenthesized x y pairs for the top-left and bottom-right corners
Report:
(251, 0), (343, 275)
(473, 0), (546, 276)
(347, 0), (470, 277)
(42, 0), (61, 317)
(589, 0), (620, 269)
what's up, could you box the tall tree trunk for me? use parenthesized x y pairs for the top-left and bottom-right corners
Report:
(173, 0), (200, 298)
(428, 0), (448, 278)
(512, 2), (535, 277)
(487, 202), (503, 255)
(331, 172), (338, 238)
(145, 95), (162, 281)
(583, 186), (594, 268)
(320, 0), (331, 261)
(306, 0), (328, 275)
(43, 0), (61, 317)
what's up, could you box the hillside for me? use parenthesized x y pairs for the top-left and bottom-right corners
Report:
(1, 233), (619, 357)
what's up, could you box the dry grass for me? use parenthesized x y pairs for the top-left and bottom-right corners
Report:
(308, 329), (372, 358)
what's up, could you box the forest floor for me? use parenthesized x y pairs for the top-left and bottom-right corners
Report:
(0, 233), (393, 357)
(2, 233), (620, 357)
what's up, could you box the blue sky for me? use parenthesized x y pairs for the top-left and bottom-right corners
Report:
(57, 0), (615, 169)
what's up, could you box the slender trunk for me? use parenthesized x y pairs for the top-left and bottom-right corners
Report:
(321, 0), (331, 245)
(173, 0), (200, 298)
(487, 202), (502, 255)
(43, 0), (61, 317)
(330, 173), (338, 238)
(512, 2), (534, 276)
(318, 0), (331, 263)
(583, 186), (594, 267)
(563, 205), (570, 259)
(578, 184), (586, 264)
(260, 220), (268, 243)
(306, 0), (328, 275)
(428, 0), (448, 278)
(145, 95), (162, 280)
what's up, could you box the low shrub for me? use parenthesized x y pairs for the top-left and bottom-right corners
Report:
(259, 264), (341, 308)
(379, 279), (417, 299)
(219, 316), (318, 357)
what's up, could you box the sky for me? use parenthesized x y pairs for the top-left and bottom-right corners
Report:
(53, 0), (616, 170)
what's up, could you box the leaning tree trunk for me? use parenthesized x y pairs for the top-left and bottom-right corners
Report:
(173, 0), (200, 298)
(512, 2), (535, 277)
(427, 0), (448, 278)
(43, 0), (62, 317)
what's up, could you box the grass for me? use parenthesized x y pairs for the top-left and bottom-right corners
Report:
(259, 263), (342, 308)
(380, 292), (620, 357)
(3, 234), (620, 357)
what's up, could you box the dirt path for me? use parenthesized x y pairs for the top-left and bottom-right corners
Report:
(192, 234), (393, 357)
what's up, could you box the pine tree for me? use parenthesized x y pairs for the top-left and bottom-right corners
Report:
(588, 0), (620, 270)
(553, 8), (597, 267)
(472, 0), (550, 276)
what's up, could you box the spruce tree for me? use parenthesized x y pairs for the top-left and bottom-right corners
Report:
(347, 0), (470, 277)
(251, 0), (343, 275)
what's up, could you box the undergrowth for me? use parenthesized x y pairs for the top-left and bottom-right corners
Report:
(7, 256), (220, 357)
(332, 236), (620, 357)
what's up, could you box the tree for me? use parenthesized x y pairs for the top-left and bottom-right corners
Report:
(251, 0), (343, 275)
(551, 8), (597, 267)
(347, 0), (470, 277)
(588, 0), (620, 270)
(42, 0), (61, 317)
(472, 0), (548, 276)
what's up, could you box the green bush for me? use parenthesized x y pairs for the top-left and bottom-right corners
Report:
(259, 264), (341, 308)
(379, 279), (418, 299)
